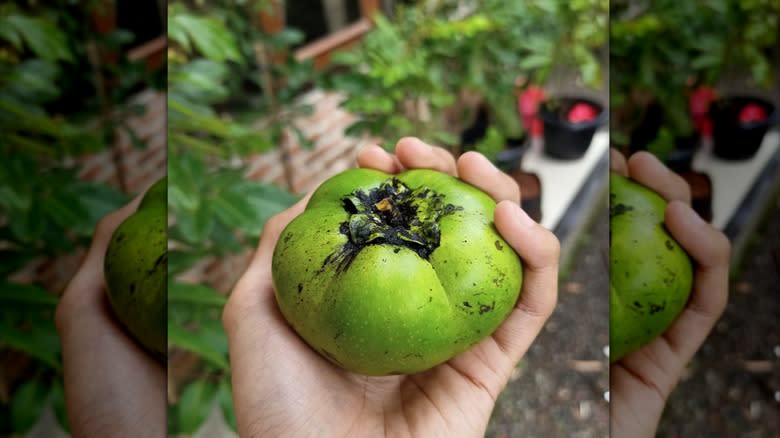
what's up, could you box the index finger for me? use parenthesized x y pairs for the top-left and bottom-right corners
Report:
(610, 148), (628, 176)
(489, 201), (559, 368)
(395, 137), (458, 175)
(627, 152), (691, 204)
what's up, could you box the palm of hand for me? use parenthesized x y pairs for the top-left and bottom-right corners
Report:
(609, 150), (729, 437)
(248, 278), (514, 437)
(224, 138), (560, 437)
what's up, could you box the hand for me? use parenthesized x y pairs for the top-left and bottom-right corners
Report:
(609, 150), (730, 438)
(55, 192), (166, 437)
(222, 137), (560, 437)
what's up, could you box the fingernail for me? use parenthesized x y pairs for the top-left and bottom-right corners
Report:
(511, 202), (535, 228)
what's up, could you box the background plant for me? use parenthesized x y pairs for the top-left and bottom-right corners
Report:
(322, 0), (607, 154)
(610, 0), (778, 155)
(166, 1), (306, 434)
(0, 1), (162, 434)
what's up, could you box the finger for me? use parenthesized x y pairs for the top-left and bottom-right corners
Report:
(616, 202), (730, 399)
(357, 144), (402, 173)
(395, 137), (458, 175)
(662, 201), (730, 353)
(627, 152), (691, 204)
(223, 194), (311, 331)
(610, 148), (629, 176)
(489, 201), (559, 367)
(457, 151), (521, 204)
(58, 265), (165, 436)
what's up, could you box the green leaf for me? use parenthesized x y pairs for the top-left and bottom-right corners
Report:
(0, 250), (37, 277)
(168, 12), (243, 63)
(10, 380), (49, 434)
(168, 249), (207, 276)
(175, 380), (218, 434)
(168, 282), (227, 307)
(267, 28), (305, 48)
(50, 380), (69, 432)
(7, 201), (44, 245)
(0, 282), (58, 307)
(199, 319), (229, 358)
(4, 14), (73, 62)
(432, 131), (459, 146)
(168, 152), (205, 212)
(344, 119), (379, 137)
(169, 60), (231, 104)
(97, 28), (135, 49)
(66, 182), (128, 236)
(0, 18), (23, 50)
(518, 53), (551, 70)
(0, 319), (61, 370)
(212, 191), (260, 233)
(4, 60), (62, 104)
(217, 379), (237, 432)
(118, 122), (146, 149)
(168, 323), (229, 370)
(690, 54), (722, 70)
(206, 221), (244, 254)
(173, 202), (214, 246)
(41, 189), (89, 233)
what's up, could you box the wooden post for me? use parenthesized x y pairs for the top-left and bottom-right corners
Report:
(360, 0), (380, 19)
(258, 0), (286, 34)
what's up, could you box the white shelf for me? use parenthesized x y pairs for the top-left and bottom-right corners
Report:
(521, 131), (610, 231)
(693, 130), (780, 230)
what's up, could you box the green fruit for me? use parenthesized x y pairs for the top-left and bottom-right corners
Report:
(272, 168), (522, 375)
(610, 173), (693, 362)
(104, 177), (167, 362)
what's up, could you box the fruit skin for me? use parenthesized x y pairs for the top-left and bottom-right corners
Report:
(610, 173), (693, 362)
(272, 168), (522, 375)
(104, 177), (167, 362)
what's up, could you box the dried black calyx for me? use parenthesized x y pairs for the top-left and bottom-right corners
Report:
(322, 177), (461, 274)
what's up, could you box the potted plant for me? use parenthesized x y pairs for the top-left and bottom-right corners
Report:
(708, 96), (777, 160)
(610, 1), (704, 165)
(321, 2), (531, 152)
(514, 0), (608, 160)
(688, 0), (779, 160)
(539, 96), (606, 159)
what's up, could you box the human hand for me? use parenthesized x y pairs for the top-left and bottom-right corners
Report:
(55, 191), (166, 437)
(222, 137), (560, 437)
(609, 150), (730, 438)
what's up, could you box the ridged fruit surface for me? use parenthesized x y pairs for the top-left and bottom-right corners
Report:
(272, 169), (522, 375)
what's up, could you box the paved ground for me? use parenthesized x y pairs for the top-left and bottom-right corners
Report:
(486, 178), (780, 437)
(658, 188), (780, 437)
(487, 196), (610, 437)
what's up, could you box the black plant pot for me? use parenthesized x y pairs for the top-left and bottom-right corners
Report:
(664, 132), (700, 174)
(494, 135), (529, 173)
(709, 97), (778, 160)
(540, 97), (607, 160)
(629, 102), (664, 154)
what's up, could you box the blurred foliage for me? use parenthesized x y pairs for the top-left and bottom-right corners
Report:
(474, 126), (507, 163)
(322, 0), (607, 150)
(166, 1), (304, 434)
(0, 1), (161, 435)
(610, 0), (778, 152)
(167, 1), (314, 158)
